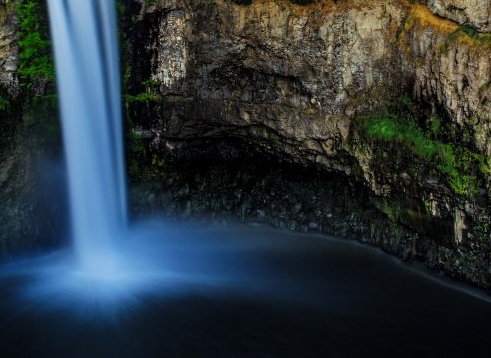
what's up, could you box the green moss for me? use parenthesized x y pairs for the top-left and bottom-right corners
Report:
(0, 95), (8, 111)
(374, 198), (403, 222)
(123, 92), (159, 104)
(362, 97), (490, 196)
(126, 130), (146, 180)
(443, 23), (491, 50)
(16, 0), (54, 91)
(423, 199), (432, 214)
(126, 129), (167, 183)
(145, 0), (158, 6)
(458, 25), (478, 38)
(150, 154), (166, 175)
(123, 75), (160, 108)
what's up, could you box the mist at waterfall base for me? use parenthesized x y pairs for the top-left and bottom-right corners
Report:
(1, 0), (491, 357)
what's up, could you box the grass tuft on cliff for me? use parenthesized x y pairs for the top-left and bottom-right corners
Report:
(0, 95), (8, 111)
(362, 97), (490, 196)
(402, 2), (491, 50)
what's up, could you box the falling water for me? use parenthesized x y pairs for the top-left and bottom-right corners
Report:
(3, 3), (491, 355)
(47, 0), (127, 272)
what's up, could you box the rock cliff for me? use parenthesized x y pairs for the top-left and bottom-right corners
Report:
(2, 0), (491, 289)
(0, 0), (18, 95)
(423, 0), (491, 33)
(0, 0), (62, 258)
(122, 0), (491, 288)
(128, 0), (407, 172)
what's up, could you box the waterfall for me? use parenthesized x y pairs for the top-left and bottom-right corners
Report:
(47, 0), (127, 272)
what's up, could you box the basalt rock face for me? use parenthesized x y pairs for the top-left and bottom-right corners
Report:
(129, 0), (407, 175)
(405, 4), (491, 153)
(0, 1), (64, 258)
(0, 0), (18, 96)
(0, 0), (18, 153)
(122, 0), (491, 289)
(422, 0), (491, 33)
(398, 6), (491, 287)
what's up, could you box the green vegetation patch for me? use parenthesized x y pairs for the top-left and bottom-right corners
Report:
(123, 78), (161, 110)
(362, 98), (490, 196)
(123, 92), (159, 104)
(16, 0), (54, 90)
(443, 24), (491, 51)
(0, 95), (9, 111)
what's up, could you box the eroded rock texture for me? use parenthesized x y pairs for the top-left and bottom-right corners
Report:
(0, 0), (18, 95)
(130, 0), (406, 172)
(122, 0), (491, 288)
(405, 3), (491, 152)
(0, 0), (63, 258)
(422, 0), (491, 33)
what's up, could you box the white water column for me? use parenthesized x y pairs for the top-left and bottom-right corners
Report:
(47, 0), (127, 271)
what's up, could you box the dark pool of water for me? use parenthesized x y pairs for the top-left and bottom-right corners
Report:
(0, 225), (490, 357)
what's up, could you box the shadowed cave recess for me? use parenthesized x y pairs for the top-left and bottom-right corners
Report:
(120, 0), (491, 291)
